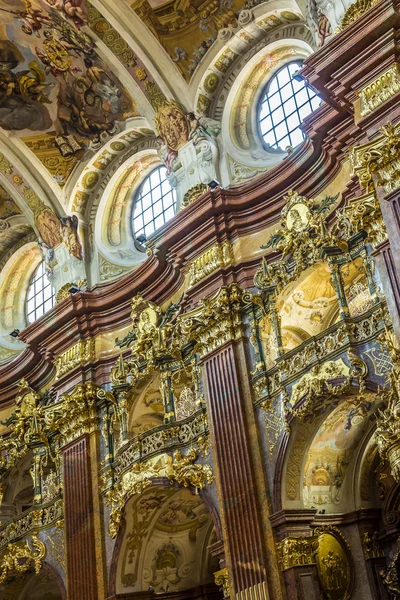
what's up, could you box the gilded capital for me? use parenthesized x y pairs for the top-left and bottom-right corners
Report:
(350, 122), (400, 193)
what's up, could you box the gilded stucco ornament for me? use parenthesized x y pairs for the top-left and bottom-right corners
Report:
(182, 183), (208, 207)
(286, 360), (351, 423)
(333, 191), (387, 248)
(53, 338), (95, 379)
(375, 331), (400, 481)
(359, 64), (400, 117)
(214, 568), (230, 598)
(337, 0), (379, 30)
(313, 525), (353, 600)
(52, 382), (113, 445)
(350, 122), (400, 193)
(0, 533), (46, 584)
(188, 241), (234, 287)
(55, 278), (86, 304)
(112, 293), (183, 384)
(177, 284), (255, 356)
(380, 536), (400, 597)
(362, 532), (384, 560)
(167, 447), (214, 491)
(254, 190), (340, 291)
(0, 380), (52, 470)
(105, 463), (160, 538)
(277, 536), (318, 571)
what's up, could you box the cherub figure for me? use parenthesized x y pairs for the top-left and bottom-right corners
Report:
(43, 0), (87, 28)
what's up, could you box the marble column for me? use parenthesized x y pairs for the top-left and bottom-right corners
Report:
(62, 434), (98, 600)
(202, 339), (281, 599)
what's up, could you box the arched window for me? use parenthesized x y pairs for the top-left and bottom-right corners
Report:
(132, 166), (176, 240)
(259, 61), (321, 151)
(26, 261), (55, 324)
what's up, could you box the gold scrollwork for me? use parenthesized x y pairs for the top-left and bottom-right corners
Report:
(188, 241), (234, 287)
(167, 447), (214, 491)
(337, 0), (379, 31)
(214, 568), (230, 598)
(277, 536), (318, 571)
(182, 183), (209, 207)
(350, 122), (400, 193)
(359, 64), (400, 117)
(105, 463), (159, 538)
(54, 339), (95, 379)
(375, 331), (400, 481)
(0, 533), (46, 584)
(254, 190), (339, 291)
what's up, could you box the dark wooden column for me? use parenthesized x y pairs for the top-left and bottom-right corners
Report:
(203, 340), (280, 599)
(62, 434), (98, 600)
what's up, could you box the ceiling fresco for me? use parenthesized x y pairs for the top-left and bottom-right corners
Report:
(0, 0), (138, 186)
(125, 0), (262, 81)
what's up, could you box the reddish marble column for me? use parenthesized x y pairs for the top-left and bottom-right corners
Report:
(203, 341), (269, 596)
(62, 434), (98, 600)
(372, 240), (400, 334)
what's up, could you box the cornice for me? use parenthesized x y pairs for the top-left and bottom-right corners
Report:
(0, 103), (350, 404)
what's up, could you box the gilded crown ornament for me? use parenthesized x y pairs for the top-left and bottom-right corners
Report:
(254, 190), (340, 291)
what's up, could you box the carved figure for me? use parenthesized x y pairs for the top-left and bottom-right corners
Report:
(60, 215), (83, 260)
(156, 103), (189, 152)
(35, 209), (62, 249)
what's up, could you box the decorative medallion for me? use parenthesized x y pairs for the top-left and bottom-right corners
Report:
(315, 526), (353, 600)
(204, 72), (219, 93)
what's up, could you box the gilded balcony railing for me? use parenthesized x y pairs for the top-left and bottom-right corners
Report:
(0, 496), (63, 549)
(252, 301), (387, 405)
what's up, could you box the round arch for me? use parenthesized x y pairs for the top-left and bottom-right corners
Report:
(0, 242), (41, 364)
(108, 479), (223, 598)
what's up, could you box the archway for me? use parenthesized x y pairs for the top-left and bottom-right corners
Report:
(112, 484), (223, 599)
(0, 563), (66, 600)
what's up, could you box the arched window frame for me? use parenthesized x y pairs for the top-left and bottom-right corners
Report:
(132, 165), (176, 243)
(257, 60), (321, 152)
(26, 261), (55, 324)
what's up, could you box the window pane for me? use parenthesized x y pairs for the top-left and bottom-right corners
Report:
(26, 261), (55, 324)
(259, 61), (320, 150)
(132, 166), (176, 240)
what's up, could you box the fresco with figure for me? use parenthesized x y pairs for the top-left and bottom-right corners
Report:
(303, 398), (376, 509)
(124, 0), (296, 81)
(0, 0), (138, 186)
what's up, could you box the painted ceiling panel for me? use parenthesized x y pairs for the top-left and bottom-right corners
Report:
(0, 0), (139, 186)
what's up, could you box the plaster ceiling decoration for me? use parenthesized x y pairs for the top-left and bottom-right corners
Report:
(0, 185), (33, 262)
(0, 0), (138, 186)
(124, 0), (269, 81)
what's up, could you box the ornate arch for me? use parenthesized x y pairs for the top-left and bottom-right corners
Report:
(0, 242), (41, 364)
(108, 479), (222, 597)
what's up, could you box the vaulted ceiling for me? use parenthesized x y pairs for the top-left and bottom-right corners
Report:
(0, 0), (308, 262)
